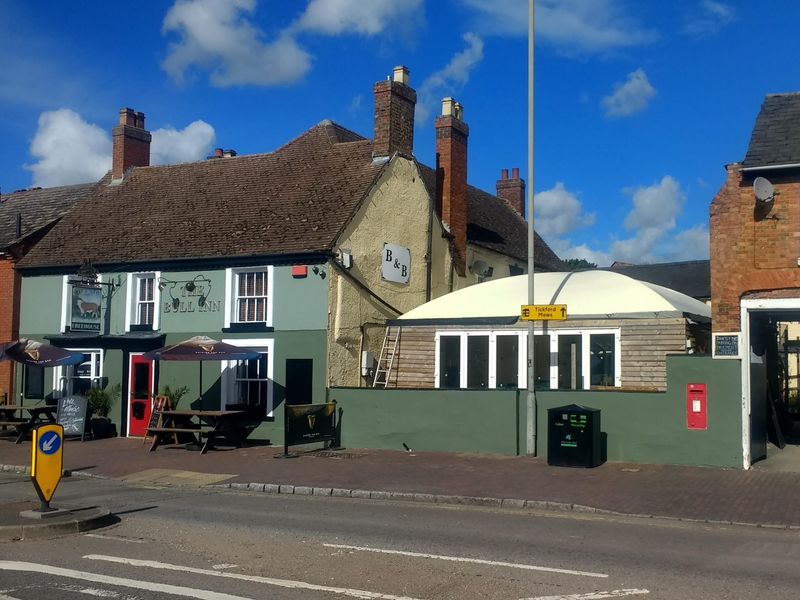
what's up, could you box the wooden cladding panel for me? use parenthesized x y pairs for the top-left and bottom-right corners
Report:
(388, 319), (688, 391)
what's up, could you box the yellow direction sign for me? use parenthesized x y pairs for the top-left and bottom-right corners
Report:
(521, 304), (568, 321)
(31, 423), (64, 507)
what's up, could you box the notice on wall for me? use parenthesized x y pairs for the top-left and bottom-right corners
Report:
(713, 332), (740, 359)
(381, 243), (411, 284)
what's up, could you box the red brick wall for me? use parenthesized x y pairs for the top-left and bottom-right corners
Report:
(435, 115), (469, 276)
(0, 256), (19, 400)
(710, 163), (800, 331)
(373, 80), (416, 157)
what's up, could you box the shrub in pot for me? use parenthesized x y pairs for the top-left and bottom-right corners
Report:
(86, 384), (119, 439)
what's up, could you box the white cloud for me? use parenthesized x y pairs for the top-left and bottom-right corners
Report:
(151, 120), (216, 166)
(161, 0), (311, 87)
(25, 109), (216, 187)
(666, 226), (710, 261)
(295, 0), (423, 36)
(683, 1), (736, 37)
(550, 239), (613, 268)
(602, 69), (656, 118)
(459, 0), (657, 54)
(534, 182), (595, 237)
(609, 176), (686, 263)
(623, 175), (684, 231)
(25, 109), (111, 188)
(416, 32), (484, 122)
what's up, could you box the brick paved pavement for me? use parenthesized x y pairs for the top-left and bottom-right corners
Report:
(3, 437), (800, 528)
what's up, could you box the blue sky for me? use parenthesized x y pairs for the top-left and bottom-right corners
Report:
(1, 1), (797, 267)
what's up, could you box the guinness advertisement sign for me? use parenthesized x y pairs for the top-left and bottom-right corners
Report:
(284, 401), (339, 454)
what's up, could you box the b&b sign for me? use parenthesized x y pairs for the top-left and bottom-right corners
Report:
(382, 243), (411, 284)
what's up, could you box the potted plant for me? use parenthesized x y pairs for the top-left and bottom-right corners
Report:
(86, 383), (119, 439)
(161, 385), (190, 409)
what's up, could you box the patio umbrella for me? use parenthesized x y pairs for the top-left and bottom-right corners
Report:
(143, 336), (259, 409)
(0, 339), (85, 367)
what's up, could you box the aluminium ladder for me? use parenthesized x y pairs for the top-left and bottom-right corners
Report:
(372, 326), (400, 387)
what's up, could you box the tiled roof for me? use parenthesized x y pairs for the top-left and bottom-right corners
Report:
(0, 183), (98, 250)
(742, 93), (800, 168)
(20, 122), (384, 269)
(19, 119), (562, 272)
(605, 259), (710, 300)
(417, 165), (563, 271)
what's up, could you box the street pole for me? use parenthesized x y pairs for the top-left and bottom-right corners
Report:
(526, 0), (537, 456)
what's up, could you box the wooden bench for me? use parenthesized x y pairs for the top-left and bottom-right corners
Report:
(147, 426), (201, 452)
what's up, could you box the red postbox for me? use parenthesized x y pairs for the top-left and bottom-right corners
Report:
(686, 383), (707, 430)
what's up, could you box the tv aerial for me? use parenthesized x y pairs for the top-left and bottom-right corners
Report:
(753, 176), (776, 203)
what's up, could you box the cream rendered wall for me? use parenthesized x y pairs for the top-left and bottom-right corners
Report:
(451, 244), (527, 292)
(328, 157), (451, 386)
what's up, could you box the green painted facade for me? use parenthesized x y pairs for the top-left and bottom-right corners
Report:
(16, 265), (330, 438)
(330, 356), (743, 468)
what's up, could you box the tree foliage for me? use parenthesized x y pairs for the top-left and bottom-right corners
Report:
(564, 258), (598, 271)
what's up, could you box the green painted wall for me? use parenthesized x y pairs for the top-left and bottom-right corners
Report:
(18, 265), (329, 337)
(19, 276), (63, 334)
(330, 356), (744, 468)
(330, 389), (520, 454)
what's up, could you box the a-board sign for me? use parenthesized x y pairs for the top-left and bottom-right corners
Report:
(56, 395), (88, 438)
(713, 332), (741, 359)
(31, 423), (64, 505)
(284, 402), (338, 453)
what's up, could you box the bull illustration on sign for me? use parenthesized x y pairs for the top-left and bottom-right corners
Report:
(382, 243), (411, 285)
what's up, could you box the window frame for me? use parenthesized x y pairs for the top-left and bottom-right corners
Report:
(52, 349), (104, 399)
(224, 266), (274, 328)
(434, 328), (621, 390)
(125, 271), (161, 331)
(220, 338), (274, 418)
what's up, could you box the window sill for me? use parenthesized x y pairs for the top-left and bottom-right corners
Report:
(129, 324), (155, 332)
(222, 323), (274, 333)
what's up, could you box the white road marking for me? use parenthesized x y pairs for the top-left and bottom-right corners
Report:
(0, 562), (252, 600)
(84, 554), (426, 600)
(212, 564), (239, 570)
(524, 589), (650, 600)
(323, 543), (608, 579)
(85, 534), (146, 544)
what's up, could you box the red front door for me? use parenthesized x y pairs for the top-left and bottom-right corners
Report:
(128, 355), (153, 436)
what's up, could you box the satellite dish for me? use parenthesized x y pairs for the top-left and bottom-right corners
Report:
(753, 176), (775, 202)
(470, 259), (493, 278)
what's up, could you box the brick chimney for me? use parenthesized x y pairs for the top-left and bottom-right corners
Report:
(112, 108), (151, 180)
(435, 97), (469, 276)
(373, 66), (416, 158)
(496, 167), (525, 216)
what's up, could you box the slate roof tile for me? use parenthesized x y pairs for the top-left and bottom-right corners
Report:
(0, 182), (98, 250)
(743, 93), (800, 167)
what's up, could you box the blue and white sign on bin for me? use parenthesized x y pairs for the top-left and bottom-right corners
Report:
(31, 424), (64, 507)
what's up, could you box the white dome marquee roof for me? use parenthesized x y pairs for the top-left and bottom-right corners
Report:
(398, 271), (710, 322)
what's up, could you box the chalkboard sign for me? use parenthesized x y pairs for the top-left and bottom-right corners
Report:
(713, 332), (740, 359)
(57, 395), (89, 439)
(143, 396), (170, 443)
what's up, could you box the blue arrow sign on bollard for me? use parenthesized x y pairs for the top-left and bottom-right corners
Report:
(39, 430), (61, 455)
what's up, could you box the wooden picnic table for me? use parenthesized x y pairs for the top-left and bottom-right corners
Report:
(147, 409), (247, 454)
(0, 404), (58, 444)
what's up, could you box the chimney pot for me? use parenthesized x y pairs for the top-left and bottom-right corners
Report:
(511, 167), (520, 179)
(214, 148), (223, 158)
(497, 167), (525, 216)
(501, 168), (509, 180)
(392, 65), (410, 85)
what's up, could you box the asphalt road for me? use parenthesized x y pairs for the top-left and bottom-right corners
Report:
(0, 472), (799, 599)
